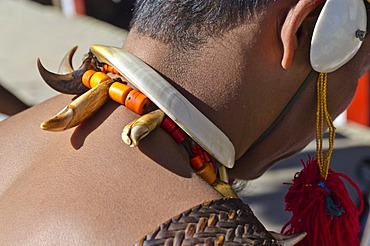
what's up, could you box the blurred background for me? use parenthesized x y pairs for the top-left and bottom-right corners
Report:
(0, 0), (369, 244)
(0, 0), (131, 115)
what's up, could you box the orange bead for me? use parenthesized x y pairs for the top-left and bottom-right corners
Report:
(195, 162), (217, 185)
(82, 70), (96, 88)
(103, 64), (119, 74)
(108, 82), (133, 105)
(90, 72), (110, 88)
(125, 90), (150, 115)
(103, 64), (110, 72)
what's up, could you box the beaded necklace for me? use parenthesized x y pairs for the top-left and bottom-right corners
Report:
(40, 55), (237, 198)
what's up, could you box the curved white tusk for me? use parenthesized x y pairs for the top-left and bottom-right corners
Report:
(122, 109), (165, 147)
(89, 45), (235, 168)
(270, 231), (307, 245)
(310, 0), (367, 73)
(58, 46), (78, 74)
(40, 79), (113, 131)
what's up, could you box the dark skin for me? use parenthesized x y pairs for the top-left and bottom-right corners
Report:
(0, 0), (368, 244)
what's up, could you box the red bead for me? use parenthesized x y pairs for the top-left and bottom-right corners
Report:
(161, 117), (177, 133)
(190, 146), (197, 155)
(203, 151), (212, 163)
(190, 155), (204, 170)
(197, 148), (204, 160)
(170, 127), (186, 143)
(190, 142), (198, 155)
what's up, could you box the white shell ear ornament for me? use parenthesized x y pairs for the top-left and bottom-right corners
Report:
(282, 0), (367, 244)
(310, 0), (367, 73)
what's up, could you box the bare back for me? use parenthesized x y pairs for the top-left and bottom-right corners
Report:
(0, 95), (220, 244)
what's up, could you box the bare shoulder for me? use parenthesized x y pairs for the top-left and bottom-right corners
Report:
(0, 95), (220, 244)
(0, 95), (73, 195)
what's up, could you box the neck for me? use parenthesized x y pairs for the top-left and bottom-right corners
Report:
(122, 27), (261, 157)
(123, 22), (313, 179)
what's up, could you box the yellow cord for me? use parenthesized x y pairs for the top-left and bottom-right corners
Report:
(316, 73), (336, 180)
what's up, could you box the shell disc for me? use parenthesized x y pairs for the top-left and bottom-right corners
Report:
(310, 0), (367, 73)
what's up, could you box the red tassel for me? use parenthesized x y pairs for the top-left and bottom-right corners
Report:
(282, 157), (364, 246)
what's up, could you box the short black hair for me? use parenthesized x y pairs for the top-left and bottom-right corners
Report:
(131, 0), (271, 50)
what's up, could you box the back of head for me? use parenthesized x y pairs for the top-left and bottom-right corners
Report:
(131, 0), (271, 50)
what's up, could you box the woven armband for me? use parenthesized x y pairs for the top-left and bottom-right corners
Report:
(135, 198), (279, 245)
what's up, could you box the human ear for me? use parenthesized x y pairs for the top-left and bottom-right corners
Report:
(280, 0), (324, 70)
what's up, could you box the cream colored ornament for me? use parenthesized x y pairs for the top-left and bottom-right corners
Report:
(90, 45), (236, 168)
(310, 0), (367, 73)
(122, 109), (165, 147)
(40, 79), (114, 131)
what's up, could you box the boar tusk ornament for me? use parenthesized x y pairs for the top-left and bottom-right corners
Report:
(40, 79), (115, 131)
(37, 48), (98, 94)
(58, 46), (78, 74)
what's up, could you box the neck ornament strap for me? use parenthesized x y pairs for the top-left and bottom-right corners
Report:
(315, 72), (335, 180)
(251, 69), (316, 148)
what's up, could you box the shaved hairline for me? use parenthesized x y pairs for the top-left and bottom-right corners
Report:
(131, 0), (272, 50)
